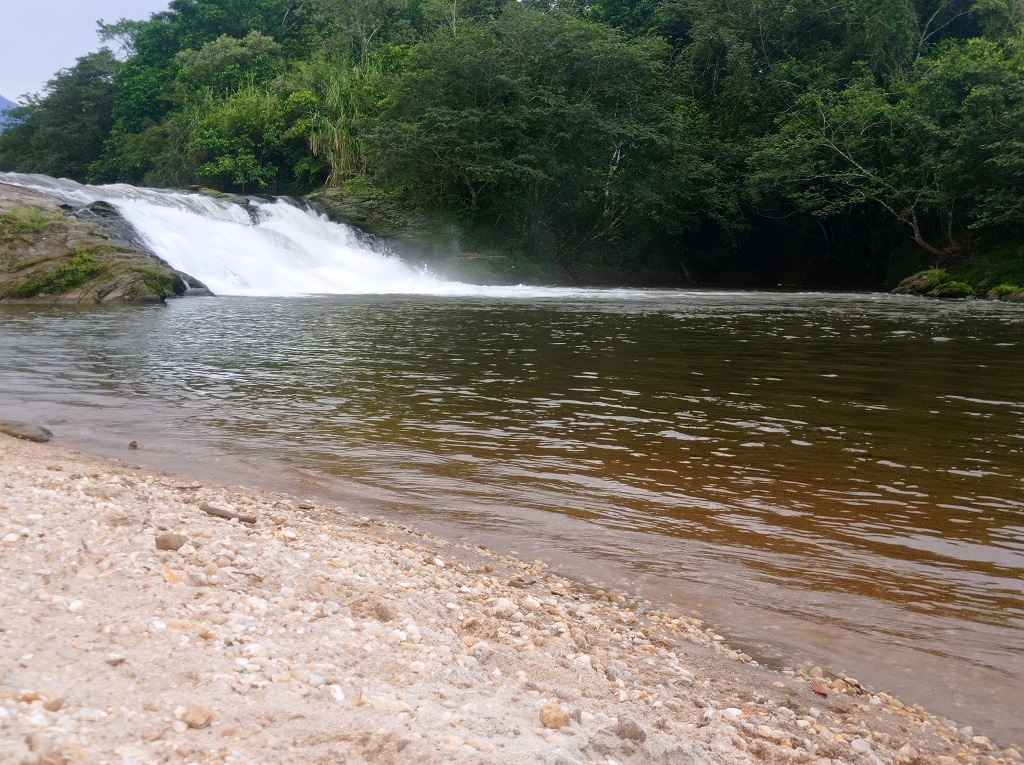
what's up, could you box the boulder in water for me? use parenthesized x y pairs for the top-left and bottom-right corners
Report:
(0, 420), (53, 443)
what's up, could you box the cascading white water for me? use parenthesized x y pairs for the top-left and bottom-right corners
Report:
(4, 172), (653, 298)
(2, 172), (475, 296)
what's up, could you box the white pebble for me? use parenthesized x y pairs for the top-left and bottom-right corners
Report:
(851, 738), (873, 753)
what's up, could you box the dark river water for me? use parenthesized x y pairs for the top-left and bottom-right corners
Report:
(1, 290), (1022, 744)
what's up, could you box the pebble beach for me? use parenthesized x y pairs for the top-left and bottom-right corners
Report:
(0, 431), (1020, 765)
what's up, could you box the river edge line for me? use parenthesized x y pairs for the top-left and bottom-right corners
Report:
(0, 433), (1018, 765)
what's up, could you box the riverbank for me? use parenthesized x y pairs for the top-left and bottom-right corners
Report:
(0, 433), (1019, 765)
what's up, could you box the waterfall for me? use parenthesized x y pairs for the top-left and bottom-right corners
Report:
(0, 173), (515, 297)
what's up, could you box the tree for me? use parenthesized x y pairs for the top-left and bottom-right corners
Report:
(750, 37), (1024, 261)
(94, 0), (314, 183)
(175, 31), (283, 93)
(366, 7), (707, 265)
(0, 50), (120, 180)
(179, 85), (289, 190)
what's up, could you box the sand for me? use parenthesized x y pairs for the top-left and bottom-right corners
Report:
(0, 432), (1018, 765)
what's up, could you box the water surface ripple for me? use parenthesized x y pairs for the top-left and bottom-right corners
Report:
(1, 291), (1022, 743)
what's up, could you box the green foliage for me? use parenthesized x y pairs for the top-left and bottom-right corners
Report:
(929, 279), (975, 296)
(284, 53), (398, 186)
(178, 85), (291, 191)
(953, 243), (1024, 286)
(915, 268), (952, 287)
(11, 247), (106, 298)
(93, 0), (316, 184)
(302, 0), (425, 61)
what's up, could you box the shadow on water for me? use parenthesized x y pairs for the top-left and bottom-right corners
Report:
(1, 291), (1022, 744)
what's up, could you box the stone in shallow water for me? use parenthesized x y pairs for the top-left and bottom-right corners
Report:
(0, 420), (52, 443)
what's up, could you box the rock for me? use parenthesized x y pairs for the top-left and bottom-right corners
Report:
(611, 717), (646, 742)
(155, 533), (189, 551)
(1, 183), (192, 303)
(894, 269), (950, 295)
(106, 653), (126, 666)
(240, 643), (265, 658)
(369, 695), (411, 713)
(42, 697), (64, 712)
(182, 703), (215, 729)
(0, 421), (52, 443)
(809, 666), (824, 679)
(540, 703), (571, 730)
(928, 281), (973, 298)
(492, 598), (518, 617)
(24, 733), (58, 756)
(851, 737), (872, 753)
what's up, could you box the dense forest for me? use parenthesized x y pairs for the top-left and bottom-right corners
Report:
(3, 0), (1024, 287)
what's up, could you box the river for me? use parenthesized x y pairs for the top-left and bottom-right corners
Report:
(1, 290), (1021, 744)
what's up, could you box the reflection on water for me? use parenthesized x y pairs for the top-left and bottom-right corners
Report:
(1, 291), (1022, 743)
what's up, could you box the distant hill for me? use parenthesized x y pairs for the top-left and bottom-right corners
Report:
(0, 95), (19, 131)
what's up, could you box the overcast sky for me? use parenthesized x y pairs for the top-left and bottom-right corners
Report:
(0, 1), (172, 103)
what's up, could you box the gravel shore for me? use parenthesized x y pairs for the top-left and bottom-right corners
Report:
(0, 433), (1019, 765)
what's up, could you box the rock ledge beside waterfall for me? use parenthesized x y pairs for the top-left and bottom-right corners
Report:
(0, 183), (191, 303)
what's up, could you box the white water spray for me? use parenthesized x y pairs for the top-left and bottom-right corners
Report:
(3, 172), (648, 299)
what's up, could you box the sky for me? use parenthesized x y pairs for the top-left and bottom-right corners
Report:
(0, 0), (172, 103)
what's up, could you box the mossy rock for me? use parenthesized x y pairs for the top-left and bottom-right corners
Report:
(308, 178), (415, 238)
(927, 280), (974, 298)
(0, 204), (63, 236)
(893, 269), (951, 295)
(893, 269), (975, 298)
(188, 186), (230, 199)
(1, 183), (189, 303)
(985, 283), (1024, 299)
